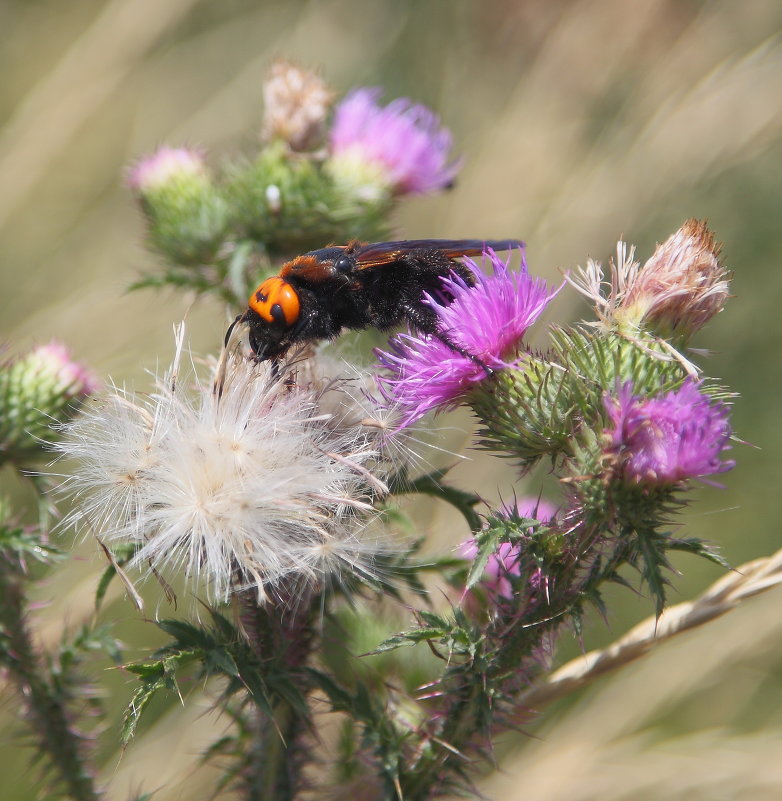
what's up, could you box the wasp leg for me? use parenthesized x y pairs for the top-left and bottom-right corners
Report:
(435, 330), (494, 378)
(401, 302), (494, 377)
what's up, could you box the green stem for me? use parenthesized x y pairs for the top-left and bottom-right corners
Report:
(244, 699), (307, 801)
(0, 557), (101, 801)
(238, 584), (317, 801)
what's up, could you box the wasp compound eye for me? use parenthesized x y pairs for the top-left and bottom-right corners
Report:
(248, 277), (301, 326)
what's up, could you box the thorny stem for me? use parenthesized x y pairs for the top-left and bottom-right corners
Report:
(401, 681), (484, 801)
(247, 699), (308, 801)
(237, 580), (318, 801)
(399, 523), (607, 801)
(0, 555), (101, 801)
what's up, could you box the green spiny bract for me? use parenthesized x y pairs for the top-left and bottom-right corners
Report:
(223, 142), (393, 255)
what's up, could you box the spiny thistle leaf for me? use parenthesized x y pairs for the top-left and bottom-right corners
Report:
(372, 624), (450, 655)
(122, 616), (262, 742)
(122, 652), (196, 743)
(635, 527), (675, 617)
(372, 610), (483, 661)
(307, 668), (409, 795)
(465, 527), (502, 590)
(306, 668), (356, 713)
(666, 536), (729, 568)
(155, 618), (219, 650)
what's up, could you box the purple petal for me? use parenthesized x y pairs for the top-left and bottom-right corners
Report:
(330, 88), (460, 194)
(376, 249), (559, 429)
(603, 379), (734, 484)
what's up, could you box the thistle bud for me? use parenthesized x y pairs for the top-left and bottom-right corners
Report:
(0, 342), (99, 463)
(261, 60), (334, 152)
(127, 146), (228, 265)
(127, 146), (207, 195)
(620, 219), (730, 340)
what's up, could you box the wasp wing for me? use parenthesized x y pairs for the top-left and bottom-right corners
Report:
(353, 238), (524, 270)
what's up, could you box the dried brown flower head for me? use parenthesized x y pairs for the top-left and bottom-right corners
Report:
(261, 60), (334, 152)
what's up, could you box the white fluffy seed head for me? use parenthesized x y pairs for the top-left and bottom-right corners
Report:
(54, 339), (394, 605)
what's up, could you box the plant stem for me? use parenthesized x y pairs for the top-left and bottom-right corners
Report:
(244, 697), (308, 801)
(0, 557), (101, 801)
(237, 582), (317, 801)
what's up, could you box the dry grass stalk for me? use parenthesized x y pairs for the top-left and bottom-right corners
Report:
(519, 546), (782, 710)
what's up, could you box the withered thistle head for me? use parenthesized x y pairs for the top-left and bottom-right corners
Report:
(569, 220), (730, 343)
(261, 60), (334, 152)
(621, 219), (730, 340)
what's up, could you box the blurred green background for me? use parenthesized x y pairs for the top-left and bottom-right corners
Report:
(2, 0), (782, 798)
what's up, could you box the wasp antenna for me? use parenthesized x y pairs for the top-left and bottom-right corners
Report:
(224, 312), (245, 347)
(215, 313), (247, 399)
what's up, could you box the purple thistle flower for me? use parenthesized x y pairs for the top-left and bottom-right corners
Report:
(603, 380), (735, 484)
(329, 88), (460, 195)
(460, 498), (557, 599)
(376, 249), (559, 428)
